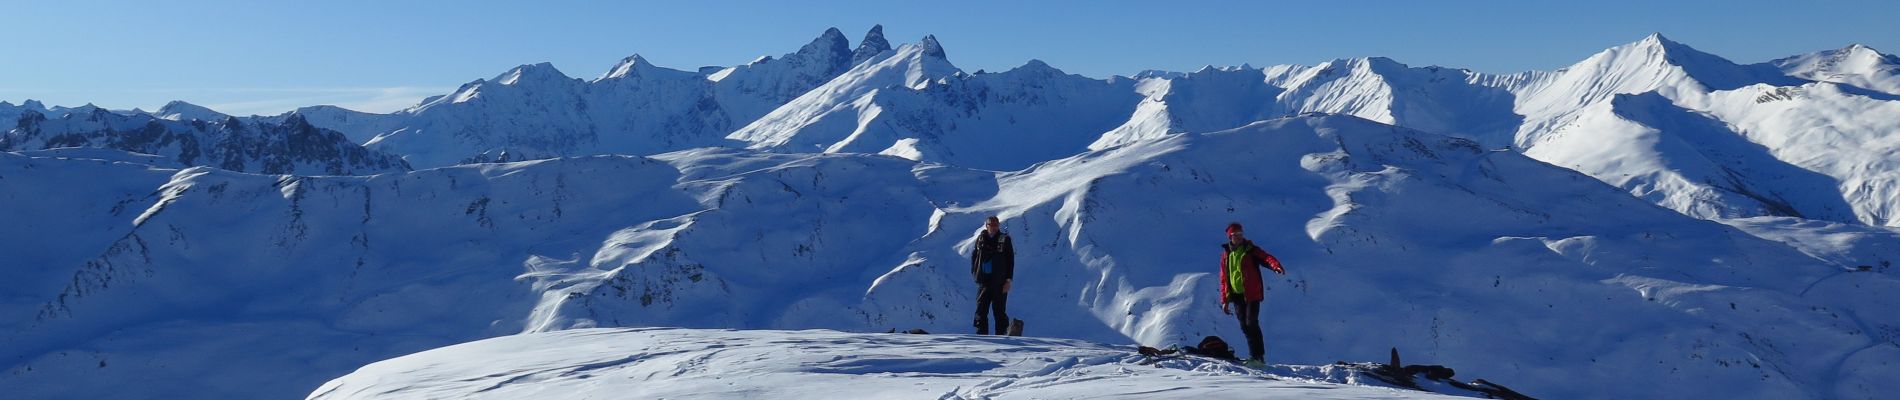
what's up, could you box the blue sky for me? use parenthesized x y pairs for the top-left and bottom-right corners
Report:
(5, 0), (1895, 116)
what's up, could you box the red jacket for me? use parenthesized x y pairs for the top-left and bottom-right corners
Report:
(1219, 240), (1284, 303)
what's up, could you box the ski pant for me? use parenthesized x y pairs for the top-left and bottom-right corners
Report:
(975, 281), (1009, 335)
(1229, 295), (1265, 361)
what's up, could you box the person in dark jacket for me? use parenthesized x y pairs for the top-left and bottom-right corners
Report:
(1219, 222), (1285, 364)
(971, 216), (1015, 335)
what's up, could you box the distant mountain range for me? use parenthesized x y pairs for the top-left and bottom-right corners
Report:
(9, 28), (1894, 225)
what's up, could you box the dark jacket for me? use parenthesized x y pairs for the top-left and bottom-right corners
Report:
(971, 229), (1015, 284)
(1219, 240), (1283, 303)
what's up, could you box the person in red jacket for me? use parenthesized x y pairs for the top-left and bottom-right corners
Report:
(1219, 222), (1284, 364)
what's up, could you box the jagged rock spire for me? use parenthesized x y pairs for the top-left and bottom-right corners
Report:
(852, 25), (892, 65)
(919, 34), (946, 59)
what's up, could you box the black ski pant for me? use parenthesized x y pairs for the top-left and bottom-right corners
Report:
(975, 281), (1009, 335)
(1229, 296), (1265, 361)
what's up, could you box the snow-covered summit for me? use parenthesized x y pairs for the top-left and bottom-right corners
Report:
(1131, 69), (1187, 79)
(1772, 43), (1900, 95)
(310, 328), (1494, 399)
(1509, 34), (1799, 145)
(919, 34), (947, 59)
(725, 34), (965, 152)
(153, 100), (229, 121)
(599, 54), (686, 81)
(496, 62), (575, 86)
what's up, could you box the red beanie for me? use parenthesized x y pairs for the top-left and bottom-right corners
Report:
(1226, 222), (1243, 235)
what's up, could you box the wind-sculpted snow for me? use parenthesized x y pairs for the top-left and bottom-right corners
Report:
(1525, 92), (1860, 222)
(1098, 57), (1524, 152)
(309, 327), (1482, 400)
(3, 115), (1897, 399)
(1682, 83), (1900, 227)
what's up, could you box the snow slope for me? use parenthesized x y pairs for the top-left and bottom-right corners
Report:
(2, 151), (700, 399)
(1774, 44), (1900, 96)
(725, 36), (961, 155)
(309, 327), (1481, 399)
(730, 56), (1142, 170)
(1523, 92), (1859, 223)
(4, 115), (1896, 399)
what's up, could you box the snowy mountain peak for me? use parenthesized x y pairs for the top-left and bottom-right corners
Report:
(1358, 56), (1404, 68)
(851, 24), (892, 65)
(919, 34), (947, 59)
(154, 100), (228, 121)
(78, 105), (110, 121)
(600, 54), (669, 80)
(158, 100), (195, 111)
(1509, 33), (1804, 137)
(1607, 33), (1723, 68)
(1191, 63), (1260, 74)
(796, 27), (851, 60)
(498, 62), (572, 86)
(1132, 69), (1187, 79)
(1773, 43), (1900, 75)
(1768, 42), (1900, 96)
(1593, 33), (1797, 89)
(1839, 43), (1898, 66)
(20, 99), (45, 111)
(276, 112), (311, 128)
(1638, 32), (1675, 46)
(1012, 58), (1061, 75)
(1834, 43), (1895, 63)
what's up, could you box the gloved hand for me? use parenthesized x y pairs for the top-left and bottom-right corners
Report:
(1222, 302), (1232, 315)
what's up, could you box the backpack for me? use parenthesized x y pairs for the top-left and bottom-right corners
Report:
(1185, 335), (1237, 361)
(1198, 335), (1230, 354)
